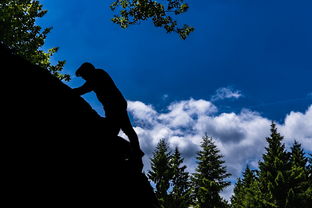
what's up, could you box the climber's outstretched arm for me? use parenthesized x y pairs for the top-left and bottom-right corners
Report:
(72, 82), (92, 95)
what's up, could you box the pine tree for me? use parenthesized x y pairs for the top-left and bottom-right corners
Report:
(290, 141), (308, 168)
(306, 154), (312, 207)
(231, 178), (244, 208)
(287, 141), (311, 208)
(258, 123), (291, 208)
(168, 147), (192, 208)
(148, 139), (173, 208)
(231, 166), (258, 208)
(192, 135), (231, 208)
(232, 124), (312, 208)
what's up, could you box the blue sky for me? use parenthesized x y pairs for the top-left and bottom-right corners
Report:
(38, 0), (312, 199)
(39, 0), (311, 121)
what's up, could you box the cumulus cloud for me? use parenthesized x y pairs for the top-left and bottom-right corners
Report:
(279, 105), (312, 151)
(211, 87), (243, 101)
(127, 100), (158, 127)
(126, 98), (312, 200)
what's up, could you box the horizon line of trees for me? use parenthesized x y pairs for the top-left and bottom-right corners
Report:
(147, 123), (312, 208)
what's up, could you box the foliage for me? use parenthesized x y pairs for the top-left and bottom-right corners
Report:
(231, 166), (258, 208)
(110, 0), (194, 39)
(148, 124), (311, 208)
(148, 139), (173, 207)
(306, 154), (312, 206)
(148, 140), (192, 208)
(169, 147), (192, 208)
(0, 0), (69, 81)
(287, 141), (311, 208)
(258, 123), (291, 208)
(192, 135), (231, 208)
(231, 123), (312, 208)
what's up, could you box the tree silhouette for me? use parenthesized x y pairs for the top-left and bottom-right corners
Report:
(231, 166), (260, 208)
(0, 0), (69, 81)
(169, 147), (192, 208)
(148, 139), (173, 207)
(287, 141), (311, 208)
(110, 0), (194, 39)
(192, 135), (231, 208)
(258, 123), (291, 208)
(231, 124), (312, 208)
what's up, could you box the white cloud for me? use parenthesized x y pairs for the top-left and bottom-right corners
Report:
(211, 87), (243, 101)
(158, 99), (217, 129)
(279, 105), (312, 151)
(127, 100), (158, 126)
(127, 98), (312, 200)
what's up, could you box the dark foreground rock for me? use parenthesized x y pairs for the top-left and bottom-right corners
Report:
(1, 44), (159, 207)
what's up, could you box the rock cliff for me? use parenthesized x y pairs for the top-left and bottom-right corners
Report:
(1, 44), (158, 207)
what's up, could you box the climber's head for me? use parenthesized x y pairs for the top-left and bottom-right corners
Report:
(76, 62), (95, 79)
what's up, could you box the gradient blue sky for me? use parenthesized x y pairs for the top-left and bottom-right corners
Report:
(39, 0), (311, 121)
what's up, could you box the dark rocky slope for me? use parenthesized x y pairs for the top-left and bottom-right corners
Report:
(1, 44), (158, 207)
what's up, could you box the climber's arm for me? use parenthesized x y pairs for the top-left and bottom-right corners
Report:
(72, 82), (93, 95)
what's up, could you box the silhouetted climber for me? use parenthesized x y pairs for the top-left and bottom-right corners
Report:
(72, 62), (144, 170)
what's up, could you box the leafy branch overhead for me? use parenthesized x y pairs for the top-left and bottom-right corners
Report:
(0, 0), (69, 81)
(110, 0), (194, 39)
